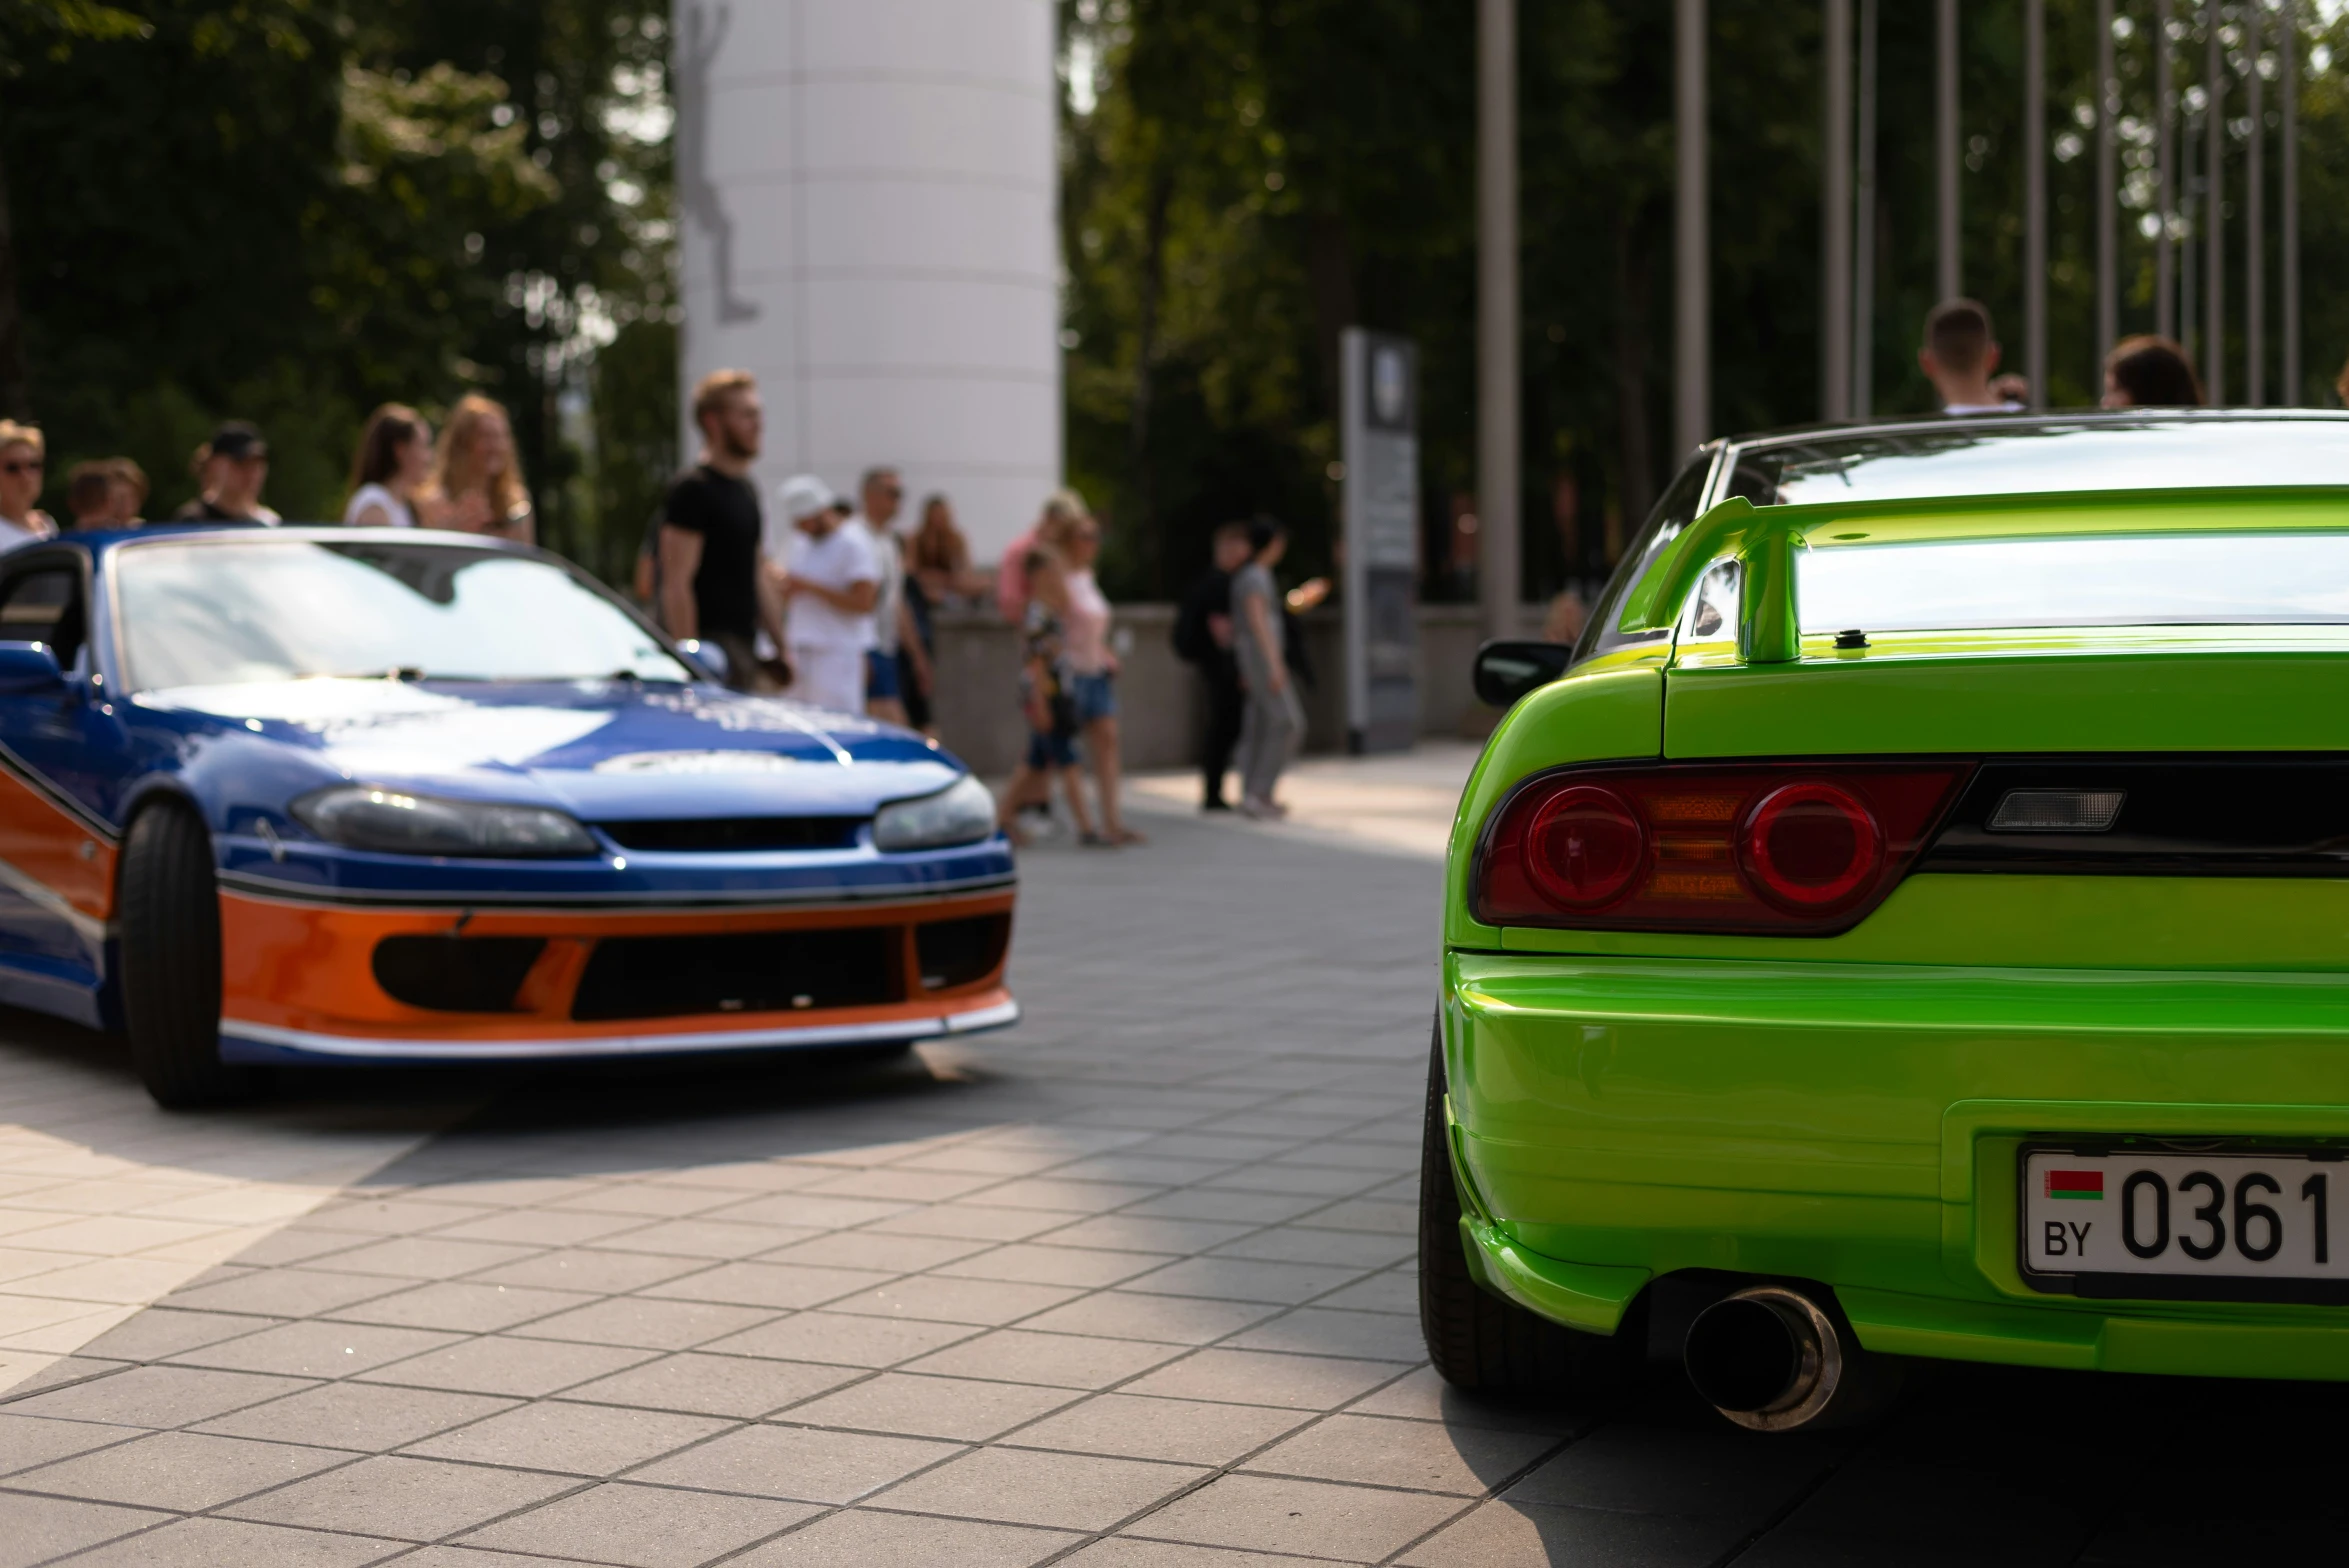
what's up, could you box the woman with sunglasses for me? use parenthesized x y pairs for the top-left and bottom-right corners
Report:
(0, 422), (57, 549)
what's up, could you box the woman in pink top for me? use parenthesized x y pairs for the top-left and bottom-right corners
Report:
(1029, 508), (1144, 846)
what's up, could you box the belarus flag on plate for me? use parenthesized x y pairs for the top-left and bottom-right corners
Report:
(2046, 1169), (2104, 1200)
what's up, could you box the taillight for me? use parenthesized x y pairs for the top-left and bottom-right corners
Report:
(1477, 761), (1970, 935)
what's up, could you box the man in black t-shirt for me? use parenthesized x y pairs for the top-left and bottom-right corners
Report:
(659, 371), (789, 691)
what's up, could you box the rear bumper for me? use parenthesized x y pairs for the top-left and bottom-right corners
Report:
(1446, 948), (2349, 1379)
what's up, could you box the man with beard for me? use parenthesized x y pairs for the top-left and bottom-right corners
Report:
(659, 370), (790, 692)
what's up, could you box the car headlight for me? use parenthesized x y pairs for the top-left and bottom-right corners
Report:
(292, 786), (599, 858)
(872, 775), (997, 853)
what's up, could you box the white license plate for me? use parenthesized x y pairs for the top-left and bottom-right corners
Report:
(2021, 1146), (2349, 1300)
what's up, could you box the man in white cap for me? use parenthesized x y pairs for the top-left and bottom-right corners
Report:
(774, 474), (879, 715)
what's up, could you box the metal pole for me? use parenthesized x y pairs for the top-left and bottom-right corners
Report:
(1855, 0), (1878, 416)
(1823, 0), (1852, 420)
(1675, 0), (1709, 456)
(2025, 0), (2047, 407)
(1477, 0), (1520, 640)
(2245, 0), (2264, 406)
(1936, 0), (1960, 300)
(2282, 0), (2300, 402)
(2157, 0), (2176, 339)
(2097, 0), (2118, 366)
(2205, 0), (2225, 405)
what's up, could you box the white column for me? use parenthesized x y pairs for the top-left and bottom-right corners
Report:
(1854, 0), (1878, 416)
(674, 0), (1061, 565)
(2097, 0), (2118, 366)
(1675, 0), (1709, 456)
(2157, 0), (2176, 339)
(2205, 0), (2226, 404)
(2282, 0), (2301, 401)
(2245, 0), (2264, 406)
(1477, 0), (1520, 642)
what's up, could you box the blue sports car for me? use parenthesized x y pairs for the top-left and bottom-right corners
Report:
(0, 525), (1017, 1106)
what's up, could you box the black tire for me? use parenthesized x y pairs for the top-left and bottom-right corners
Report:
(1419, 1019), (1641, 1395)
(119, 803), (255, 1109)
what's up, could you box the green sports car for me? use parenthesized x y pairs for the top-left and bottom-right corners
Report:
(1424, 410), (2349, 1432)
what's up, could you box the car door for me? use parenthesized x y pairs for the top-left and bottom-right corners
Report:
(0, 550), (129, 983)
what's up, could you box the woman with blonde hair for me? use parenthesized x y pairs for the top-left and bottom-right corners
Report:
(424, 395), (534, 543)
(0, 421), (56, 547)
(343, 404), (434, 528)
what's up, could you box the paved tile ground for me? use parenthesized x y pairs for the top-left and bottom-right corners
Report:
(0, 749), (2343, 1565)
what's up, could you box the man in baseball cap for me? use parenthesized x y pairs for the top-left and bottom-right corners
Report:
(174, 421), (280, 523)
(773, 475), (879, 715)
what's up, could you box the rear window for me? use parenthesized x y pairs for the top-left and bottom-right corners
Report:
(1800, 534), (2349, 634)
(1732, 419), (2349, 509)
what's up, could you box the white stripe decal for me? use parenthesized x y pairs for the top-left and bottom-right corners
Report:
(220, 999), (1021, 1061)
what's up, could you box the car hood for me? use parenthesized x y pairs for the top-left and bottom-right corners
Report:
(139, 678), (966, 818)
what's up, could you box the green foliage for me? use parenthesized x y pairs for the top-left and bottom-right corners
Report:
(1066, 0), (2349, 606)
(0, 0), (673, 566)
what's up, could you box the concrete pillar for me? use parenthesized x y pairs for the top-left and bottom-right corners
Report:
(2283, 0), (2301, 401)
(1675, 0), (1709, 457)
(1822, 0), (1851, 421)
(2205, 0), (2225, 405)
(673, 0), (1061, 564)
(2157, 0), (2176, 339)
(1936, 0), (1960, 301)
(2025, 0), (2047, 406)
(2097, 0), (2117, 367)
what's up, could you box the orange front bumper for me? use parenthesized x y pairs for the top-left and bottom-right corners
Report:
(216, 888), (1017, 1062)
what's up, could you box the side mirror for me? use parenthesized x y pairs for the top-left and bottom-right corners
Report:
(1473, 640), (1573, 708)
(676, 638), (731, 685)
(0, 641), (65, 696)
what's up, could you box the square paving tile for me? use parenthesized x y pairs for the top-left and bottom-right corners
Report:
(196, 1382), (519, 1452)
(1118, 1257), (1369, 1306)
(9, 1428), (350, 1511)
(1057, 1541), (1336, 1567)
(0, 1411), (141, 1475)
(638, 1261), (892, 1310)
(306, 1237), (537, 1281)
(756, 1232), (988, 1273)
(562, 1352), (861, 1419)
(354, 1334), (655, 1397)
(1004, 1393), (1312, 1466)
(871, 1444), (1206, 1532)
(48, 1514), (401, 1568)
(628, 1422), (960, 1504)
(729, 1507), (1079, 1566)
(1122, 1349), (1407, 1411)
(72, 1307), (269, 1362)
(0, 1492), (169, 1568)
(597, 1220), (816, 1260)
(163, 1268), (404, 1318)
(782, 1372), (1080, 1441)
(219, 1452), (578, 1540)
(899, 1328), (1187, 1389)
(1013, 1293), (1282, 1346)
(1504, 1424), (1835, 1520)
(469, 1250), (709, 1295)
(932, 1243), (1175, 1289)
(1244, 1413), (1557, 1495)
(329, 1281), (596, 1334)
(401, 1399), (730, 1476)
(1225, 1306), (1427, 1362)
(700, 1311), (981, 1368)
(3, 1364), (313, 1428)
(167, 1319), (462, 1378)
(1394, 1497), (1750, 1567)
(458, 1480), (817, 1567)
(510, 1295), (777, 1351)
(1135, 1473), (1468, 1561)
(823, 1276), (1084, 1327)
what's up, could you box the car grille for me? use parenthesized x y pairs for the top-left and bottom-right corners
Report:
(373, 936), (547, 1013)
(570, 929), (903, 1022)
(915, 914), (1012, 991)
(595, 817), (866, 852)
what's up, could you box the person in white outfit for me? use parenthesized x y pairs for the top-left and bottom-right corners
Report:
(343, 404), (434, 528)
(775, 474), (879, 715)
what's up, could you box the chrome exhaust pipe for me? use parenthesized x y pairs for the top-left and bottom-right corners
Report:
(1682, 1284), (1898, 1433)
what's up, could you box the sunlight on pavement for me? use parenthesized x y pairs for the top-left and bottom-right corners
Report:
(0, 1036), (461, 1397)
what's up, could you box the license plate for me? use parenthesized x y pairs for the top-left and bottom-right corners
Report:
(2020, 1145), (2349, 1303)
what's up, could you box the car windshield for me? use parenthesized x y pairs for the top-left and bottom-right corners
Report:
(115, 538), (693, 691)
(1800, 533), (2349, 634)
(1729, 419), (2349, 509)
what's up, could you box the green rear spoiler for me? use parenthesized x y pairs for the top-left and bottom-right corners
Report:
(1614, 485), (2349, 667)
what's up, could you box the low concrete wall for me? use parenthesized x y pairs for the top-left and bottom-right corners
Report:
(927, 601), (1529, 777)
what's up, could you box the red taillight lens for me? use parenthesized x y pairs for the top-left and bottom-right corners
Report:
(1740, 783), (1881, 911)
(1477, 761), (1969, 935)
(1523, 786), (1647, 909)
